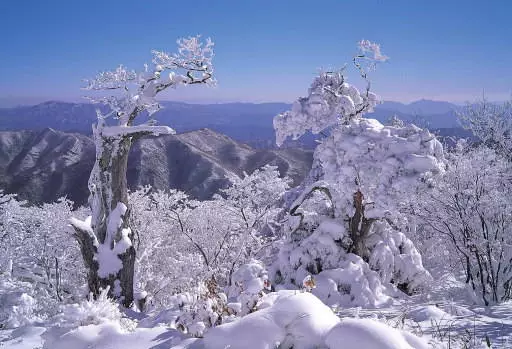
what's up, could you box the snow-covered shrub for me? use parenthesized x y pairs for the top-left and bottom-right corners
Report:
(131, 190), (249, 307)
(56, 289), (128, 327)
(174, 278), (231, 337)
(414, 143), (512, 305)
(227, 260), (271, 315)
(0, 275), (42, 329)
(275, 212), (401, 307)
(0, 195), (88, 315)
(272, 41), (443, 306)
(130, 166), (289, 308)
(172, 260), (272, 337)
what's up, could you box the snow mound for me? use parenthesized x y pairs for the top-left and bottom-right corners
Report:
(407, 305), (451, 322)
(42, 322), (194, 349)
(204, 290), (338, 349)
(325, 318), (429, 349)
(203, 290), (427, 349)
(0, 326), (45, 349)
(442, 303), (476, 317)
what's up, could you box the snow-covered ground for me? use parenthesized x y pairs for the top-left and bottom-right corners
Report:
(336, 298), (512, 348)
(2, 287), (511, 349)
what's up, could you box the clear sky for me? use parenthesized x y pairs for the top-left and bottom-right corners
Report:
(0, 0), (510, 105)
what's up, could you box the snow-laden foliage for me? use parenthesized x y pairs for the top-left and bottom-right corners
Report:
(0, 275), (41, 329)
(313, 118), (444, 221)
(84, 35), (215, 125)
(56, 287), (124, 328)
(0, 195), (90, 328)
(272, 41), (444, 306)
(414, 143), (512, 305)
(0, 195), (88, 305)
(173, 279), (232, 338)
(167, 260), (272, 338)
(222, 165), (291, 238)
(274, 196), (429, 307)
(458, 98), (512, 158)
(273, 40), (387, 147)
(227, 259), (271, 315)
(130, 165), (289, 308)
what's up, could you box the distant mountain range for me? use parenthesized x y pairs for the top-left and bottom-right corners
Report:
(0, 100), (464, 148)
(0, 128), (312, 205)
(0, 99), (473, 204)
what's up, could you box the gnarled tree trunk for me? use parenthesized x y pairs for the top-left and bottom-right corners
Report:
(348, 190), (374, 261)
(71, 127), (136, 307)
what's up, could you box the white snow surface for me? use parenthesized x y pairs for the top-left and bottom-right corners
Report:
(2, 286), (512, 348)
(325, 318), (429, 349)
(203, 290), (427, 349)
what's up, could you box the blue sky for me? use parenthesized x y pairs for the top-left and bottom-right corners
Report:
(0, 0), (510, 105)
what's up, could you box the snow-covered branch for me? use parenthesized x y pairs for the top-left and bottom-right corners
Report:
(99, 125), (175, 139)
(273, 40), (386, 147)
(84, 35), (215, 126)
(458, 98), (512, 158)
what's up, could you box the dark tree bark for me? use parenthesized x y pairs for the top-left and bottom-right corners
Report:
(71, 132), (136, 307)
(348, 190), (374, 261)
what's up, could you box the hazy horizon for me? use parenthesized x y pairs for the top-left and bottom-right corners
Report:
(0, 95), (487, 109)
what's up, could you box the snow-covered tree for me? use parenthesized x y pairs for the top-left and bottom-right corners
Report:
(458, 98), (512, 158)
(414, 143), (512, 305)
(0, 197), (87, 298)
(272, 41), (445, 305)
(129, 166), (289, 308)
(69, 36), (215, 307)
(0, 196), (89, 326)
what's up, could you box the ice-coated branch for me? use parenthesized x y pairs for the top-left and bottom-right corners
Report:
(458, 98), (512, 157)
(84, 65), (137, 91)
(273, 40), (386, 146)
(99, 125), (176, 139)
(152, 36), (215, 85)
(357, 40), (389, 63)
(83, 35), (215, 127)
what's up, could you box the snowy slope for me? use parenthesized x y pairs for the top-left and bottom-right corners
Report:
(0, 128), (312, 205)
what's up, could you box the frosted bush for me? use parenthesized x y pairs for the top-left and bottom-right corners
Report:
(0, 275), (42, 329)
(414, 144), (512, 305)
(130, 166), (288, 309)
(56, 287), (125, 328)
(274, 219), (397, 307)
(273, 200), (431, 307)
(0, 196), (88, 305)
(227, 260), (271, 315)
(174, 279), (232, 338)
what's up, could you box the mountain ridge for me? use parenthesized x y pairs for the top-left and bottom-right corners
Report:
(0, 127), (313, 206)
